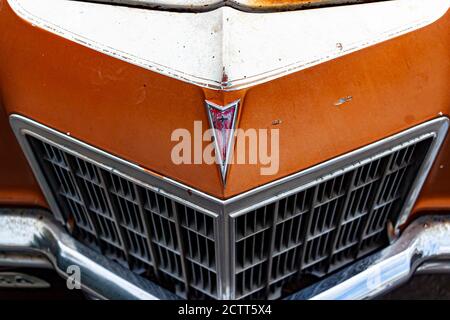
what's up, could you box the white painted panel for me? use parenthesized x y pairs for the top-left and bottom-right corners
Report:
(8, 0), (450, 90)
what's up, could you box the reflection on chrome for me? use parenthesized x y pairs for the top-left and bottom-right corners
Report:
(1, 208), (450, 300)
(286, 215), (450, 300)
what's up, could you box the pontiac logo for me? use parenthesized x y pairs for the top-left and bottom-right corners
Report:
(171, 99), (279, 179)
(205, 99), (239, 183)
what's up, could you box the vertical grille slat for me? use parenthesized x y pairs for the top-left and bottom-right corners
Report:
(325, 170), (358, 272)
(26, 128), (436, 300)
(60, 152), (109, 253)
(230, 136), (433, 298)
(132, 183), (160, 276)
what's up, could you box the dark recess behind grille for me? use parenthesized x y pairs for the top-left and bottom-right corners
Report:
(27, 135), (433, 299)
(231, 139), (431, 299)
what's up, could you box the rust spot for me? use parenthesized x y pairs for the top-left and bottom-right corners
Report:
(272, 119), (282, 125)
(66, 214), (75, 233)
(248, 0), (322, 4)
(386, 220), (398, 243)
(245, 0), (333, 9)
(221, 67), (229, 84)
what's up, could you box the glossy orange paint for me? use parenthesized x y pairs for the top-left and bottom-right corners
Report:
(224, 10), (450, 197)
(0, 1), (449, 225)
(0, 94), (46, 207)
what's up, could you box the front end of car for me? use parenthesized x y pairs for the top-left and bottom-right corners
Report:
(0, 0), (449, 300)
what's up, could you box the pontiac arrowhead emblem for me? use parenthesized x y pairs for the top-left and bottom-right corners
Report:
(205, 99), (239, 182)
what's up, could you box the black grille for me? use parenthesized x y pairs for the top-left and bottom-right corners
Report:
(27, 135), (433, 299)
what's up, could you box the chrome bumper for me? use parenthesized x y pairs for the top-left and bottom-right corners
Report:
(1, 208), (450, 300)
(0, 208), (179, 300)
(287, 214), (450, 300)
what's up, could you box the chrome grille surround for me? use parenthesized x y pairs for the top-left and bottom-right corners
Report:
(10, 115), (448, 299)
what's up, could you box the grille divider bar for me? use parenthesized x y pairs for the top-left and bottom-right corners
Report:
(224, 210), (233, 299)
(264, 202), (280, 297)
(325, 171), (358, 273)
(170, 200), (191, 298)
(355, 154), (395, 257)
(133, 184), (161, 280)
(296, 185), (320, 278)
(62, 153), (105, 252)
(96, 168), (132, 264)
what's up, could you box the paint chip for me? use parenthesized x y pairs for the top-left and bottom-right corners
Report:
(334, 96), (353, 106)
(272, 119), (282, 125)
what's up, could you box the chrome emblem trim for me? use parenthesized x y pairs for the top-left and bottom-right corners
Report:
(205, 99), (239, 183)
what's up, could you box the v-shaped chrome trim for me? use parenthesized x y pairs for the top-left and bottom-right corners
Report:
(205, 99), (240, 183)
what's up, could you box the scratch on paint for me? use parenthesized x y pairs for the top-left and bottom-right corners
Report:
(334, 96), (353, 106)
